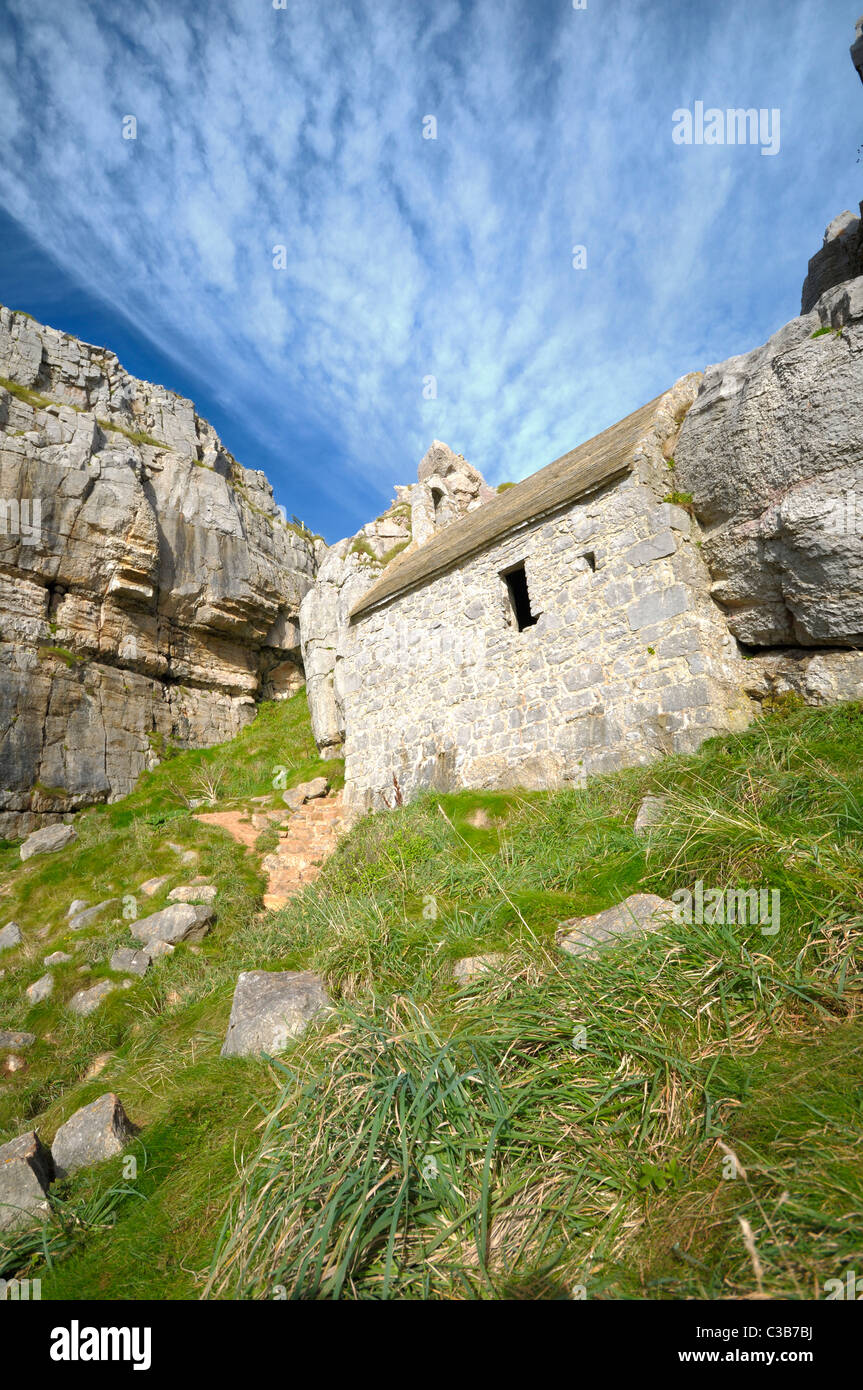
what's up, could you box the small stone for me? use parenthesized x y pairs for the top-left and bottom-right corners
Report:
(51, 1093), (135, 1178)
(453, 952), (505, 984)
(221, 970), (331, 1058)
(0, 1030), (36, 1049)
(20, 823), (77, 861)
(634, 795), (668, 837)
(0, 922), (22, 953)
(83, 1052), (113, 1080)
(0, 1131), (54, 1231)
(180, 850), (198, 866)
(167, 884), (217, 904)
(130, 902), (214, 948)
(465, 808), (493, 829)
(68, 899), (119, 932)
(109, 947), (150, 976)
(44, 951), (72, 966)
(556, 893), (676, 958)
(25, 973), (54, 1005)
(67, 899), (90, 917)
(67, 979), (116, 1016)
(146, 939), (175, 960)
(140, 876), (169, 897)
(2, 1054), (27, 1075)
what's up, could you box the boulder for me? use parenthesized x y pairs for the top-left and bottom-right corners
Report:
(453, 952), (505, 984)
(109, 946), (150, 976)
(25, 972), (54, 1005)
(129, 902), (214, 947)
(67, 978), (117, 1016)
(20, 823), (77, 861)
(0, 1131), (54, 1231)
(44, 950), (72, 965)
(220, 970), (331, 1058)
(556, 893), (676, 958)
(0, 921), (22, 952)
(0, 1030), (36, 1049)
(68, 899), (119, 932)
(51, 1093), (135, 1178)
(67, 899), (89, 916)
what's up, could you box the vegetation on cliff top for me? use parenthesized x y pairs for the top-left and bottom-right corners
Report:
(1, 694), (861, 1299)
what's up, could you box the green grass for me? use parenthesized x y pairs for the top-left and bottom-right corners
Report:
(1, 695), (861, 1299)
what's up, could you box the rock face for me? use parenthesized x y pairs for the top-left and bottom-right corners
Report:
(220, 969), (331, 1057)
(556, 894), (676, 958)
(299, 444), (494, 758)
(801, 208), (863, 314)
(0, 305), (316, 836)
(51, 1093), (134, 1178)
(0, 1130), (53, 1230)
(674, 272), (863, 649)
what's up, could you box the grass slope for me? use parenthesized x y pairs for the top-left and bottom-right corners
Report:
(1, 694), (861, 1299)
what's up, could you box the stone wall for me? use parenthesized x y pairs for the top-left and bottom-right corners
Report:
(341, 381), (751, 811)
(0, 306), (316, 834)
(299, 440), (494, 758)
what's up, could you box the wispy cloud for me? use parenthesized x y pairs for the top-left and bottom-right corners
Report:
(0, 0), (859, 538)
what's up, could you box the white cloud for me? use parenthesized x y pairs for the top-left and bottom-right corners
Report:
(0, 0), (856, 535)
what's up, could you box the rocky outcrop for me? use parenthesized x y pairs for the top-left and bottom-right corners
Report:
(801, 209), (863, 315)
(0, 305), (316, 835)
(299, 443), (493, 757)
(674, 272), (863, 649)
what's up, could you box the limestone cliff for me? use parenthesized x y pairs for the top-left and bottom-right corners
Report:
(0, 306), (315, 835)
(674, 238), (863, 702)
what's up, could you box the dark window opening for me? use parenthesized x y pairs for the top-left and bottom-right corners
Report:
(431, 487), (443, 518)
(582, 551), (596, 571)
(503, 563), (538, 631)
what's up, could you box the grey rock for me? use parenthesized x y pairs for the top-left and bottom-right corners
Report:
(0, 1131), (53, 1231)
(556, 893), (676, 958)
(167, 884), (217, 904)
(20, 823), (77, 861)
(51, 1093), (135, 1178)
(130, 902), (214, 947)
(44, 950), (72, 965)
(634, 794), (668, 836)
(25, 972), (54, 1005)
(801, 208), (863, 314)
(68, 898), (119, 932)
(453, 952), (505, 984)
(0, 921), (22, 952)
(0, 305), (316, 833)
(67, 978), (117, 1016)
(67, 899), (90, 916)
(675, 267), (863, 647)
(220, 970), (331, 1057)
(0, 1030), (36, 1049)
(109, 946), (150, 976)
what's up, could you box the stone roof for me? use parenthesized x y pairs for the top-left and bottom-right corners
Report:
(350, 391), (669, 620)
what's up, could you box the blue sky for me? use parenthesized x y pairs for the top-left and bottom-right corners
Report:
(0, 0), (860, 542)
